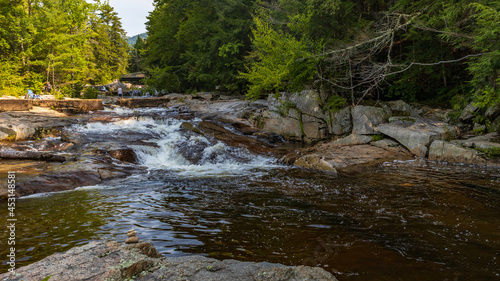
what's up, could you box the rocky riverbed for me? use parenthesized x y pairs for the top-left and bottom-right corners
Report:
(1, 93), (500, 199)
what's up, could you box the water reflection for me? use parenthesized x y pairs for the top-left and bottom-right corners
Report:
(1, 161), (498, 280)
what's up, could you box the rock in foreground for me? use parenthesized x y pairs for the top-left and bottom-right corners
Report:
(0, 241), (337, 281)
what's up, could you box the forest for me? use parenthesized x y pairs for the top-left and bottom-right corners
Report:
(0, 0), (128, 98)
(141, 0), (499, 114)
(2, 0), (499, 115)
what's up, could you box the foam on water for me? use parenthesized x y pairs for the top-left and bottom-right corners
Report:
(72, 115), (280, 177)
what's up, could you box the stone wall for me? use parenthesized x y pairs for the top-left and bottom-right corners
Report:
(32, 99), (103, 112)
(0, 100), (33, 111)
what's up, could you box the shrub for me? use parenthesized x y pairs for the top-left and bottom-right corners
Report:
(82, 87), (99, 99)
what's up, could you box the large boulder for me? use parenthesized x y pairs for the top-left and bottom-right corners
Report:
(351, 105), (390, 135)
(263, 91), (328, 142)
(109, 148), (138, 163)
(428, 140), (486, 165)
(328, 107), (352, 136)
(284, 143), (412, 172)
(459, 102), (479, 122)
(452, 133), (500, 150)
(0, 241), (338, 281)
(485, 103), (500, 121)
(377, 118), (456, 157)
(384, 100), (421, 117)
(294, 154), (338, 175)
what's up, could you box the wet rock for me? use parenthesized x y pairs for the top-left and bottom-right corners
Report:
(117, 97), (172, 108)
(351, 105), (390, 135)
(420, 106), (453, 123)
(198, 121), (274, 155)
(428, 140), (487, 165)
(98, 168), (129, 181)
(181, 122), (204, 135)
(294, 154), (338, 175)
(0, 150), (66, 162)
(0, 241), (337, 281)
(13, 171), (102, 197)
(459, 102), (479, 122)
(109, 148), (138, 163)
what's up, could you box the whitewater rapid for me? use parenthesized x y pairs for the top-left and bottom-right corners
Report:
(72, 113), (280, 178)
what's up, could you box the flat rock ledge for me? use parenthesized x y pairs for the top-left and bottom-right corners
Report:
(0, 241), (337, 281)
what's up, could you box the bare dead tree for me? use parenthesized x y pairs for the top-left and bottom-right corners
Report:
(305, 12), (489, 107)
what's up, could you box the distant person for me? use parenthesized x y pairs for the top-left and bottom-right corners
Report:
(117, 87), (123, 99)
(45, 82), (52, 94)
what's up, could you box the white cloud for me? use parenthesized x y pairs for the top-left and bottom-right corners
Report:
(106, 0), (154, 37)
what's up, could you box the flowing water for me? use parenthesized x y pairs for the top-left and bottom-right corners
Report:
(1, 107), (499, 280)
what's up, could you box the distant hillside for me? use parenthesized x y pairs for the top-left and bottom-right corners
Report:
(127, 33), (147, 46)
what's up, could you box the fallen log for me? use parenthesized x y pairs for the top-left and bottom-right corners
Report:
(0, 150), (66, 162)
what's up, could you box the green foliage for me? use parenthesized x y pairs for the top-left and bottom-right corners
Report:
(60, 83), (84, 98)
(323, 94), (347, 113)
(54, 90), (64, 100)
(274, 99), (300, 117)
(241, 17), (316, 100)
(82, 87), (100, 99)
(0, 0), (129, 95)
(371, 134), (385, 142)
(476, 147), (500, 159)
(144, 0), (254, 93)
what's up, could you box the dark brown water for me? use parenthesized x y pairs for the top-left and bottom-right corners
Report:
(1, 110), (499, 280)
(1, 161), (499, 280)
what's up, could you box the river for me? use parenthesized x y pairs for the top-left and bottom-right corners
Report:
(1, 107), (499, 280)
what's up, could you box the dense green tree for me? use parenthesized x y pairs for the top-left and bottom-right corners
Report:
(128, 35), (146, 73)
(90, 0), (129, 84)
(0, 0), (129, 97)
(144, 0), (255, 93)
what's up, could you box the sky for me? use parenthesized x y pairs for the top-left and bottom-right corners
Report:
(106, 0), (154, 37)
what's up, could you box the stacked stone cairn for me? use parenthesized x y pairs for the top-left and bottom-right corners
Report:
(125, 229), (139, 244)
